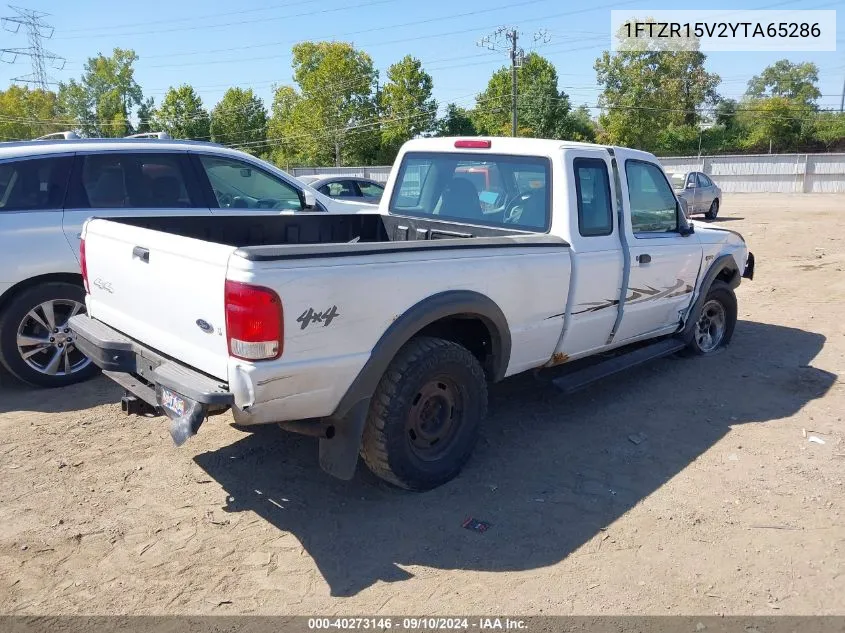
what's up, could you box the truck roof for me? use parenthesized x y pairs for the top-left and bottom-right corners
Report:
(401, 136), (658, 161)
(0, 137), (247, 161)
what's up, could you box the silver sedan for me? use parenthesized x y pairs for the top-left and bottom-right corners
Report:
(297, 175), (384, 205)
(669, 171), (722, 220)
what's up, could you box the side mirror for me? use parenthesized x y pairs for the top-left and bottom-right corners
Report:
(303, 190), (317, 209)
(686, 182), (696, 189)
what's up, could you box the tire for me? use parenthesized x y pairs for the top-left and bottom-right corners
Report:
(361, 336), (488, 491)
(705, 198), (719, 220)
(0, 282), (99, 388)
(685, 281), (737, 355)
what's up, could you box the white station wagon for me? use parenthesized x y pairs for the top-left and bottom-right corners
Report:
(0, 135), (372, 387)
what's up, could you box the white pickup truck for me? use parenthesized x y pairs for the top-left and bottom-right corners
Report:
(70, 137), (755, 491)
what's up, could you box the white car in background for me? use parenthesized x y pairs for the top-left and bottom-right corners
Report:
(0, 135), (373, 388)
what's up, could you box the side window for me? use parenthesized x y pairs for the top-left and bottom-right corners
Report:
(686, 173), (697, 188)
(0, 156), (72, 211)
(625, 160), (679, 234)
(330, 180), (360, 197)
(358, 181), (384, 197)
(700, 174), (713, 187)
(77, 153), (199, 209)
(695, 173), (706, 188)
(573, 158), (613, 237)
(199, 155), (303, 211)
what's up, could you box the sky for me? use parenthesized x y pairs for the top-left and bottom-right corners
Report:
(0, 0), (843, 123)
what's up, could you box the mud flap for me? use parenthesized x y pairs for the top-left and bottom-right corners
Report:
(318, 398), (370, 480)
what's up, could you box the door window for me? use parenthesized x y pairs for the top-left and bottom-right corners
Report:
(698, 174), (713, 187)
(75, 153), (199, 209)
(199, 155), (302, 210)
(0, 156), (72, 211)
(625, 160), (679, 234)
(573, 158), (613, 237)
(686, 173), (697, 188)
(321, 180), (360, 198)
(358, 181), (384, 197)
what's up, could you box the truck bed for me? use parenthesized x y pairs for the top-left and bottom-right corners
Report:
(112, 212), (563, 258)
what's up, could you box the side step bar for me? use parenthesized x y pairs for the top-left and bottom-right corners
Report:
(551, 338), (686, 395)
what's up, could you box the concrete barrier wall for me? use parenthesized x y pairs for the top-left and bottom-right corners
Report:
(659, 153), (845, 193)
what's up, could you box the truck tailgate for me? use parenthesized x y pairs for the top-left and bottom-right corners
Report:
(82, 218), (237, 380)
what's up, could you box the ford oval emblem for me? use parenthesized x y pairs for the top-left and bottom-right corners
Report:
(196, 319), (213, 334)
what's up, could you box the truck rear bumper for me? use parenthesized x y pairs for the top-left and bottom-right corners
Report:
(69, 314), (235, 409)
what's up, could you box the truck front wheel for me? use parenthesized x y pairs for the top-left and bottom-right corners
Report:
(686, 281), (737, 355)
(361, 336), (488, 491)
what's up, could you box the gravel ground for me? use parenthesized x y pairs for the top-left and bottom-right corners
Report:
(0, 193), (843, 615)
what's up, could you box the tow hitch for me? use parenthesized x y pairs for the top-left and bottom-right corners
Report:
(121, 393), (161, 417)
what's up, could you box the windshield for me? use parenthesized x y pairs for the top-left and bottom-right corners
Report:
(669, 173), (686, 190)
(390, 152), (550, 231)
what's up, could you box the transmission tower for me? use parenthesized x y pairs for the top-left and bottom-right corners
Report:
(477, 26), (550, 137)
(1, 6), (65, 89)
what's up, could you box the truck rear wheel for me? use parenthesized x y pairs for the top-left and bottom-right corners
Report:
(361, 336), (488, 491)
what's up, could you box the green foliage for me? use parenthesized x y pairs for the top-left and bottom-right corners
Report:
(737, 96), (813, 152)
(746, 59), (821, 105)
(473, 53), (571, 138)
(813, 112), (845, 150)
(379, 55), (436, 156)
(136, 97), (154, 133)
(151, 85), (211, 140)
(209, 87), (266, 152)
(266, 84), (306, 168)
(290, 41), (379, 166)
(595, 45), (720, 151)
(0, 86), (63, 140)
(436, 103), (477, 136)
(58, 48), (143, 137)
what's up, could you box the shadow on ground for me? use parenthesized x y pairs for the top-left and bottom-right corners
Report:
(194, 320), (835, 597)
(0, 371), (121, 414)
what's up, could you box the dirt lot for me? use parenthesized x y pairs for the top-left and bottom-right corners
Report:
(0, 193), (843, 616)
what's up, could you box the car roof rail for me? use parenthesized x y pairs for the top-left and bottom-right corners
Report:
(34, 131), (81, 140)
(125, 132), (172, 140)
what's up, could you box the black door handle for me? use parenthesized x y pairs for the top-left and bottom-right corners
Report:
(132, 246), (150, 263)
(637, 253), (651, 264)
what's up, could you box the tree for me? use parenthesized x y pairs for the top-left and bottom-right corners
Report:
(714, 99), (738, 129)
(563, 105), (597, 142)
(746, 60), (821, 105)
(266, 84), (307, 168)
(436, 103), (477, 136)
(379, 55), (436, 156)
(290, 41), (378, 166)
(209, 88), (266, 152)
(58, 48), (143, 137)
(473, 52), (571, 138)
(0, 86), (63, 140)
(136, 97), (155, 134)
(151, 85), (211, 140)
(737, 96), (809, 152)
(813, 112), (845, 150)
(594, 22), (719, 151)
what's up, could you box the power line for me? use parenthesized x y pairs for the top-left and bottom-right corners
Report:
(0, 6), (65, 89)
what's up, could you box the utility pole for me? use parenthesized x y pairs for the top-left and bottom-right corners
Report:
(0, 6), (65, 89)
(840, 72), (844, 112)
(478, 27), (524, 137)
(508, 30), (519, 137)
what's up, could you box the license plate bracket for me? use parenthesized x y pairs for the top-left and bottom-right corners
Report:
(155, 385), (208, 446)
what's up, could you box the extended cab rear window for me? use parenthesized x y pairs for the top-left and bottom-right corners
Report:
(390, 152), (551, 232)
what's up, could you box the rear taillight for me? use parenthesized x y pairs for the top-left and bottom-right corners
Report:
(80, 238), (89, 294)
(224, 280), (283, 361)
